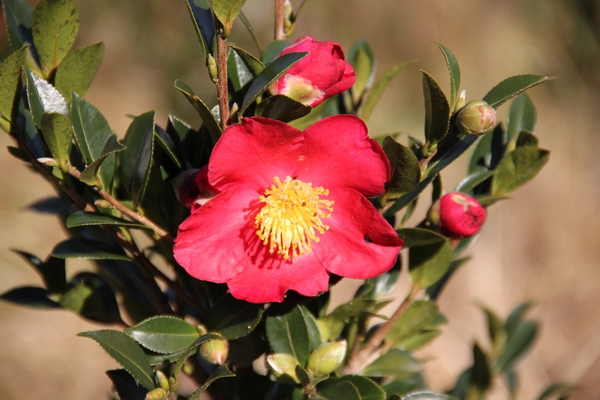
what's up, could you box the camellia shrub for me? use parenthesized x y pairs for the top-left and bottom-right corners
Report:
(0, 0), (571, 399)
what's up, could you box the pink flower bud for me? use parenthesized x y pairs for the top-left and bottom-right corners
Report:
(172, 166), (218, 212)
(272, 36), (356, 107)
(434, 192), (486, 238)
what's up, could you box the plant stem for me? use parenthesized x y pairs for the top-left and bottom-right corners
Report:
(274, 0), (286, 40)
(215, 20), (230, 129)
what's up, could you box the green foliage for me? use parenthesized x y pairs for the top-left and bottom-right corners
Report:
(382, 136), (421, 201)
(124, 316), (200, 354)
(208, 294), (264, 339)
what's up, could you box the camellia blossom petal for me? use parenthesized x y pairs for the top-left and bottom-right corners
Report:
(174, 115), (403, 303)
(271, 36), (356, 107)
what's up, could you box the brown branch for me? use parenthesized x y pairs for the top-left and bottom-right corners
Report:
(274, 0), (286, 40)
(215, 21), (230, 129)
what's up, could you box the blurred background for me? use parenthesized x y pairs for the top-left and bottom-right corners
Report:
(1, 0), (599, 398)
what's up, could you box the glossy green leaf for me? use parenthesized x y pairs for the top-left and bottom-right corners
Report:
(119, 111), (155, 207)
(402, 392), (456, 400)
(256, 94), (311, 122)
(300, 306), (322, 352)
(361, 349), (423, 379)
(60, 273), (122, 323)
(25, 68), (68, 128)
(40, 112), (72, 170)
(239, 52), (307, 117)
(455, 170), (495, 194)
(1, 0), (34, 51)
(0, 46), (28, 120)
(78, 330), (155, 390)
(174, 79), (222, 144)
(52, 238), (131, 261)
(227, 47), (253, 92)
(361, 62), (410, 122)
(506, 93), (536, 141)
(317, 376), (385, 400)
(171, 333), (224, 381)
(31, 0), (79, 70)
(348, 39), (376, 104)
(421, 70), (451, 144)
(185, 0), (214, 60)
(266, 306), (310, 366)
(396, 228), (446, 248)
(125, 316), (199, 354)
(188, 364), (236, 400)
(65, 211), (150, 230)
(209, 294), (264, 340)
(262, 40), (289, 64)
(228, 43), (265, 76)
(385, 300), (438, 346)
(0, 286), (60, 308)
(495, 321), (538, 373)
(382, 137), (420, 200)
(409, 240), (452, 288)
(435, 43), (461, 108)
(212, 0), (246, 36)
(491, 146), (550, 196)
(55, 42), (105, 102)
(483, 74), (554, 109)
(153, 124), (183, 171)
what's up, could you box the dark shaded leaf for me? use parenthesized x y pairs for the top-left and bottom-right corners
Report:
(385, 300), (438, 346)
(78, 330), (155, 390)
(12, 249), (66, 293)
(52, 238), (131, 261)
(361, 349), (423, 379)
(174, 79), (222, 144)
(421, 70), (450, 144)
(491, 146), (550, 196)
(31, 0), (79, 70)
(262, 40), (289, 64)
(0, 286), (60, 308)
(256, 94), (311, 122)
(435, 43), (461, 108)
(212, 0), (246, 36)
(0, 46), (28, 120)
(396, 228), (446, 248)
(409, 240), (452, 288)
(106, 369), (148, 400)
(327, 299), (376, 340)
(506, 93), (536, 141)
(382, 137), (420, 200)
(348, 39), (376, 104)
(60, 272), (122, 323)
(125, 316), (199, 354)
(300, 306), (322, 352)
(266, 305), (310, 366)
(1, 0), (34, 51)
(495, 321), (538, 373)
(317, 376), (385, 400)
(55, 42), (105, 102)
(228, 43), (265, 76)
(188, 364), (236, 400)
(483, 74), (555, 109)
(362, 62), (410, 122)
(40, 112), (72, 170)
(185, 0), (215, 60)
(208, 293), (264, 339)
(66, 211), (151, 230)
(471, 343), (491, 391)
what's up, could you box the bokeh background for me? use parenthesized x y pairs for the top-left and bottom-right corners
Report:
(1, 0), (599, 398)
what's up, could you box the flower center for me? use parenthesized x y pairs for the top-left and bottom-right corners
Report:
(255, 176), (334, 259)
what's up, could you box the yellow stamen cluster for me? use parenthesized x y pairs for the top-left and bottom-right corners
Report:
(255, 176), (334, 259)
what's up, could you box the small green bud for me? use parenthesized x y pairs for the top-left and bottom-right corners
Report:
(155, 370), (170, 392)
(284, 0), (296, 36)
(266, 353), (300, 384)
(307, 340), (347, 377)
(456, 100), (497, 136)
(168, 376), (178, 391)
(145, 388), (167, 400)
(315, 319), (331, 342)
(37, 157), (58, 167)
(207, 54), (218, 83)
(199, 337), (229, 365)
(196, 324), (208, 335)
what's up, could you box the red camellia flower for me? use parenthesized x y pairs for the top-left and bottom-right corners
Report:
(174, 116), (402, 303)
(433, 192), (487, 238)
(271, 36), (356, 107)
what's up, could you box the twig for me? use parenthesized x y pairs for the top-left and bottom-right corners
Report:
(215, 20), (230, 129)
(274, 0), (286, 40)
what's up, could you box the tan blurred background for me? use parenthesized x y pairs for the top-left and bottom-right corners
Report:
(1, 0), (599, 398)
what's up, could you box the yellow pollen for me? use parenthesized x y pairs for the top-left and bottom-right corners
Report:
(254, 176), (334, 260)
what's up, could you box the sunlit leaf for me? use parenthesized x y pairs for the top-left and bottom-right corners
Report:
(55, 42), (105, 102)
(409, 240), (453, 288)
(435, 43), (461, 108)
(491, 146), (550, 196)
(212, 0), (246, 36)
(483, 74), (555, 109)
(0, 46), (28, 121)
(266, 306), (310, 366)
(40, 112), (72, 170)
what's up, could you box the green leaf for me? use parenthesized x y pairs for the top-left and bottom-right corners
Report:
(0, 286), (61, 308)
(125, 316), (200, 354)
(55, 42), (105, 102)
(212, 0), (246, 36)
(228, 43), (265, 76)
(483, 74), (555, 109)
(479, 306), (506, 357)
(361, 62), (410, 122)
(52, 238), (131, 261)
(382, 137), (420, 200)
(356, 258), (401, 299)
(266, 306), (310, 366)
(66, 211), (152, 230)
(1, 0), (34, 51)
(516, 130), (539, 148)
(361, 349), (423, 379)
(494, 321), (538, 373)
(327, 299), (376, 340)
(256, 94), (311, 123)
(208, 294), (264, 340)
(300, 306), (322, 352)
(171, 333), (224, 381)
(174, 79), (222, 144)
(382, 375), (425, 397)
(537, 383), (574, 400)
(471, 343), (491, 391)
(239, 51), (307, 117)
(317, 376), (386, 400)
(396, 228), (446, 248)
(385, 300), (438, 346)
(25, 68), (68, 128)
(409, 240), (453, 288)
(227, 46), (253, 92)
(435, 43), (461, 108)
(455, 170), (495, 194)
(23, 252), (65, 294)
(421, 70), (451, 144)
(40, 112), (72, 170)
(348, 39), (376, 104)
(262, 40), (289, 64)
(431, 173), (442, 203)
(491, 146), (550, 196)
(60, 273), (122, 323)
(119, 111), (155, 207)
(506, 93), (536, 141)
(31, 0), (79, 70)
(0, 46), (28, 121)
(188, 364), (236, 400)
(185, 0), (215, 61)
(78, 330), (155, 390)
(402, 392), (456, 400)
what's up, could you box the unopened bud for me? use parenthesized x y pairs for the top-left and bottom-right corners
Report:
(208, 54), (218, 83)
(283, 0), (296, 36)
(456, 100), (496, 136)
(266, 353), (300, 384)
(199, 337), (229, 365)
(432, 192), (486, 238)
(94, 199), (113, 209)
(155, 370), (170, 392)
(315, 319), (331, 342)
(37, 157), (58, 167)
(307, 340), (347, 377)
(145, 388), (167, 400)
